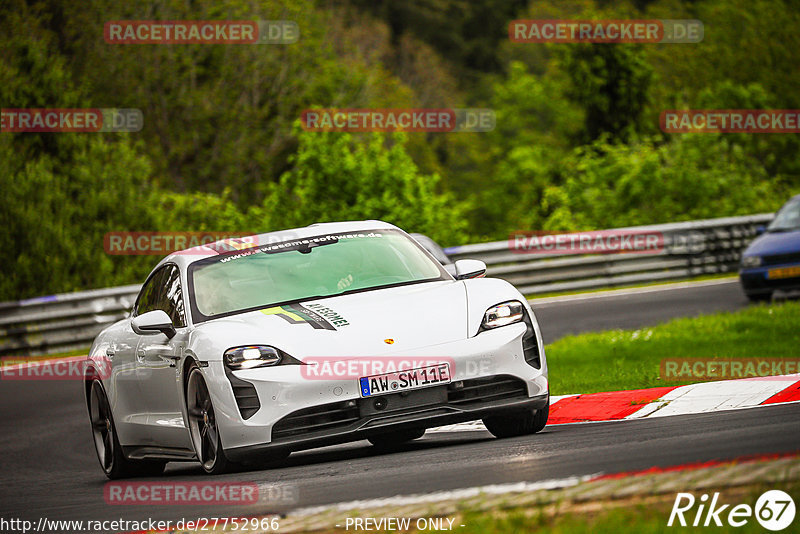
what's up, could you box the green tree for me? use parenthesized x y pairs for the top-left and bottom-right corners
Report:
(557, 43), (653, 142)
(265, 126), (471, 245)
(542, 135), (784, 230)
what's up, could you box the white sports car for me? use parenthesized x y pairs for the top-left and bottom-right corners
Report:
(85, 221), (549, 478)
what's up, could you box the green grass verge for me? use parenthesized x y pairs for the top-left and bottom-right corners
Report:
(9, 348), (88, 362)
(546, 301), (800, 395)
(457, 486), (798, 534)
(460, 507), (764, 534)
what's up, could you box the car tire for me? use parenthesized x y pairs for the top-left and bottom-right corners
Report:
(88, 379), (166, 479)
(186, 366), (235, 475)
(746, 292), (772, 302)
(367, 428), (425, 448)
(483, 399), (549, 439)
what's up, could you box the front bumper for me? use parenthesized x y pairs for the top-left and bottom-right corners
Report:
(739, 261), (800, 296)
(202, 322), (548, 457)
(226, 384), (547, 461)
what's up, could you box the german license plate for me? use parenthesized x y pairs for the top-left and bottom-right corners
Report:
(767, 266), (800, 279)
(359, 364), (451, 397)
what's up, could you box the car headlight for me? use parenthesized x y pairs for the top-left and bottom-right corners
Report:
(741, 255), (762, 268)
(482, 300), (525, 330)
(224, 345), (282, 370)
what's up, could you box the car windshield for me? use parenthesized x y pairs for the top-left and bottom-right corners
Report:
(188, 229), (448, 322)
(767, 198), (800, 232)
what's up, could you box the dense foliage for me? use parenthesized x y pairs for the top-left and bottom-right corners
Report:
(1, 0), (797, 299)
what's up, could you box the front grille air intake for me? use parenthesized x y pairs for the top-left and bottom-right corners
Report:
(447, 375), (528, 406)
(225, 368), (261, 420)
(272, 399), (360, 439)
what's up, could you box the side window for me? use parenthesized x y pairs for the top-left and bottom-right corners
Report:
(134, 267), (169, 317)
(163, 265), (187, 328)
(133, 265), (187, 328)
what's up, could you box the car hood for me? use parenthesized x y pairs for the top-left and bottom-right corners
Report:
(190, 280), (468, 360)
(744, 229), (800, 256)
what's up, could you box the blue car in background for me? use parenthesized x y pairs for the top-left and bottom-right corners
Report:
(740, 194), (800, 302)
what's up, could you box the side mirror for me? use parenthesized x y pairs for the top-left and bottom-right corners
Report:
(454, 259), (487, 280)
(755, 225), (766, 236)
(132, 310), (176, 339)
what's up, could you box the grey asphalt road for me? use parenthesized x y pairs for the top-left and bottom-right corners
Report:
(531, 279), (748, 344)
(2, 278), (796, 531)
(0, 376), (797, 530)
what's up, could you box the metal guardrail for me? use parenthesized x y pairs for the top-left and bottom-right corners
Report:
(0, 213), (774, 356)
(445, 213), (774, 295)
(0, 285), (141, 356)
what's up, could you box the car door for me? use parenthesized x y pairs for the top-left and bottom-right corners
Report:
(109, 266), (172, 445)
(117, 265), (170, 445)
(135, 264), (193, 450)
(103, 317), (147, 446)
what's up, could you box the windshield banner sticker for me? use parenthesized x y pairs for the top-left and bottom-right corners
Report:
(261, 303), (349, 330)
(218, 232), (384, 263)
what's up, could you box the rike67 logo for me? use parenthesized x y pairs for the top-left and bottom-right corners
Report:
(669, 490), (796, 531)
